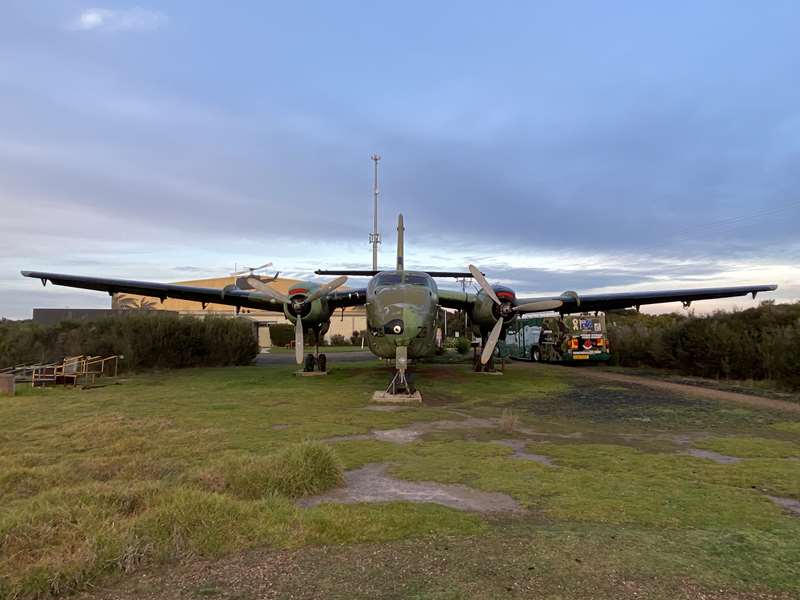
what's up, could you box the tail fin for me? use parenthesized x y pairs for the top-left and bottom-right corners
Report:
(396, 213), (404, 271)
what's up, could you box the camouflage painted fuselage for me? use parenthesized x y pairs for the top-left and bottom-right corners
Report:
(365, 270), (439, 359)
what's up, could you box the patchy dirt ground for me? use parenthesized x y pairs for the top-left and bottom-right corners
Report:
(545, 364), (800, 414)
(75, 532), (797, 600)
(9, 362), (799, 600)
(298, 463), (524, 513)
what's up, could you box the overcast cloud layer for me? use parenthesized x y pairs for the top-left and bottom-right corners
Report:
(1, 1), (798, 319)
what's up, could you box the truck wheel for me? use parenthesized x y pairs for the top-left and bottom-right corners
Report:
(531, 346), (541, 362)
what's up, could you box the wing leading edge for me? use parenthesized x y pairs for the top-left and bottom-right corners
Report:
(21, 271), (368, 313)
(518, 284), (778, 314)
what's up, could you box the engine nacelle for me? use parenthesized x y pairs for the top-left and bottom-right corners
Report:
(281, 282), (333, 328)
(469, 285), (517, 330)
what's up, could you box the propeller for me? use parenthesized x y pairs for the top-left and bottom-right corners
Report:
(245, 277), (290, 304)
(513, 299), (564, 312)
(295, 313), (304, 365)
(468, 264), (500, 304)
(481, 318), (505, 365)
(231, 262), (273, 276)
(468, 264), (571, 364)
(304, 275), (348, 303)
(223, 272), (348, 364)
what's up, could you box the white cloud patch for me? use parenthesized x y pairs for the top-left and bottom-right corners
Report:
(68, 7), (167, 32)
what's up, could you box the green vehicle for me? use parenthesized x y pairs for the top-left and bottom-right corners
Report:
(504, 314), (610, 363)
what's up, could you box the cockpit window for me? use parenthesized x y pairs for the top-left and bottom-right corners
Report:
(374, 273), (431, 287)
(375, 273), (402, 285)
(404, 274), (430, 286)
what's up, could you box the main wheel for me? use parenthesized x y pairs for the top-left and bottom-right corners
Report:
(531, 346), (541, 362)
(304, 353), (315, 372)
(317, 353), (327, 372)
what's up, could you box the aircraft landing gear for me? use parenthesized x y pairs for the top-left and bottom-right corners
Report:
(474, 332), (502, 374)
(299, 325), (328, 374)
(372, 346), (422, 404)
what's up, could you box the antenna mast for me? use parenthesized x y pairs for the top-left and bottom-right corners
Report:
(370, 154), (381, 270)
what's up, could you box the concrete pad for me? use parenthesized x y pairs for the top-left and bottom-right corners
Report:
(294, 371), (328, 377)
(371, 391), (422, 404)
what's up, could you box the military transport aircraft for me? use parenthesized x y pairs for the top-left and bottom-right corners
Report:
(22, 214), (777, 394)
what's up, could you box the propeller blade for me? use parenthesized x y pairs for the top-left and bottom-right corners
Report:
(295, 314), (304, 365)
(480, 317), (504, 365)
(246, 277), (290, 304)
(513, 299), (564, 313)
(232, 262), (273, 276)
(468, 264), (500, 305)
(305, 275), (348, 303)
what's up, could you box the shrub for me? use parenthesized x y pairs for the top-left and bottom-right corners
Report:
(455, 336), (471, 355)
(329, 334), (349, 346)
(268, 323), (295, 347)
(606, 302), (800, 390)
(350, 329), (367, 346)
(0, 314), (258, 372)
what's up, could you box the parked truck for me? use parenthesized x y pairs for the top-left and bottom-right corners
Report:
(504, 314), (610, 363)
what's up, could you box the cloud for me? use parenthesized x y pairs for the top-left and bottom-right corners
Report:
(68, 7), (167, 32)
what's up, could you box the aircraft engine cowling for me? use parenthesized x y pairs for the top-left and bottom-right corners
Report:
(469, 285), (518, 329)
(282, 284), (334, 327)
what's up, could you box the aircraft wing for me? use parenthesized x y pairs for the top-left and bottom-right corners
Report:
(21, 271), (285, 312)
(438, 289), (476, 311)
(326, 288), (368, 310)
(517, 284), (778, 314)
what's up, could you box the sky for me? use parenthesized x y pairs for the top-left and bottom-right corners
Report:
(1, 1), (798, 319)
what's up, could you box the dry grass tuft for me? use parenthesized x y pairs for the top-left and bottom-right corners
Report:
(497, 409), (519, 434)
(197, 441), (344, 500)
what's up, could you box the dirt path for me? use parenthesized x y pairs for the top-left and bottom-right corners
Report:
(525, 363), (800, 414)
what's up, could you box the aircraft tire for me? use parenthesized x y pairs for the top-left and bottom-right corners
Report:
(317, 354), (327, 372)
(304, 353), (315, 372)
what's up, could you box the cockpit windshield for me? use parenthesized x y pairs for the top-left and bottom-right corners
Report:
(374, 272), (432, 287)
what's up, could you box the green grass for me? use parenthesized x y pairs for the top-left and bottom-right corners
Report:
(1, 362), (799, 598)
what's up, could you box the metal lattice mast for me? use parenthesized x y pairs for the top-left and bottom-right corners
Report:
(370, 154), (381, 270)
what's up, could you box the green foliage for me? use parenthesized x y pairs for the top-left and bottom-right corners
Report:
(329, 334), (350, 346)
(454, 335), (471, 355)
(0, 314), (258, 372)
(268, 323), (295, 347)
(349, 329), (367, 346)
(607, 302), (800, 389)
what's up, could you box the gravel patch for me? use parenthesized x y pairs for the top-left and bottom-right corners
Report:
(494, 439), (557, 466)
(766, 495), (800, 517)
(298, 463), (524, 513)
(685, 449), (741, 464)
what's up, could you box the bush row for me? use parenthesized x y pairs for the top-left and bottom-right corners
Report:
(0, 313), (259, 372)
(606, 301), (800, 389)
